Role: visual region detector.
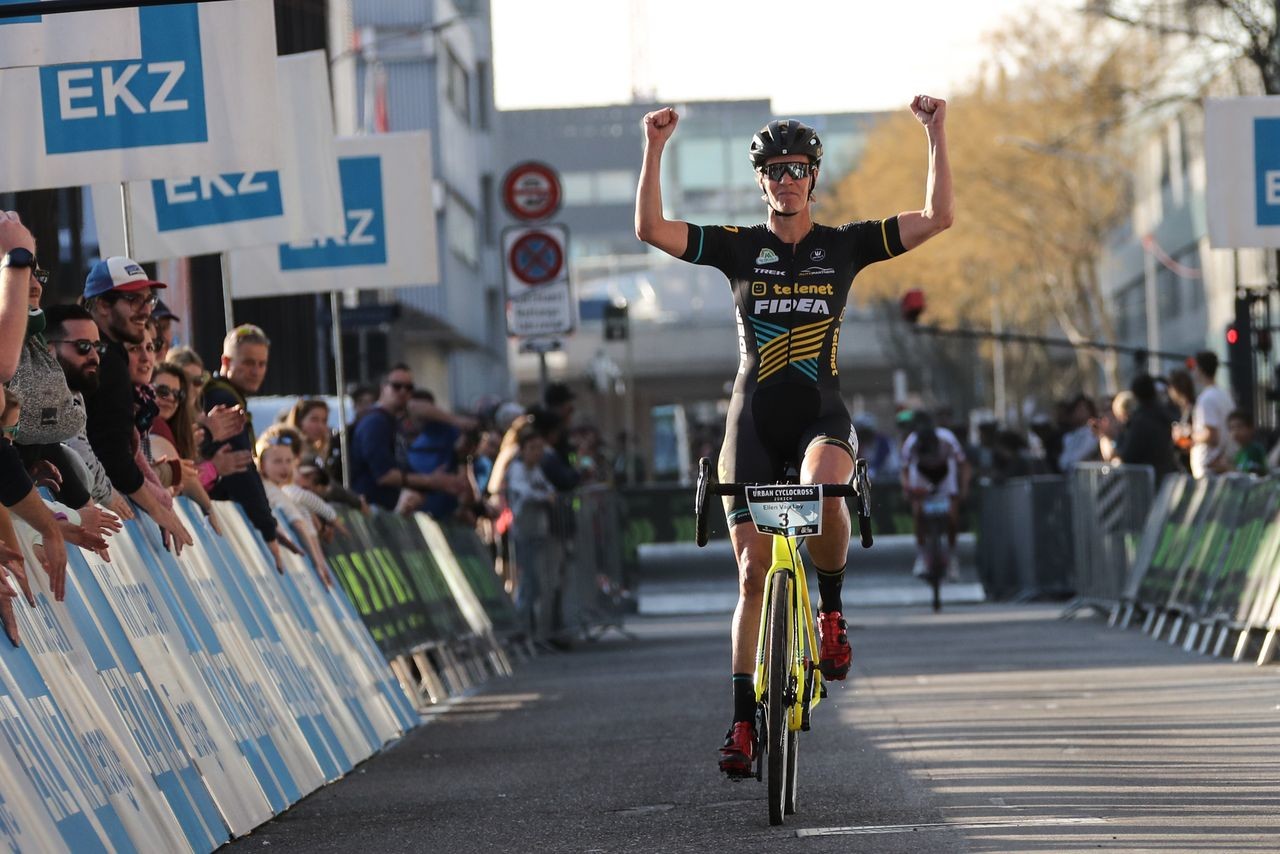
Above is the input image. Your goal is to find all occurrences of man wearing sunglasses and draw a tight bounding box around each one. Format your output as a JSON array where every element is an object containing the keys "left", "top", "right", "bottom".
[
  {"left": 635, "top": 98, "right": 954, "bottom": 777},
  {"left": 82, "top": 257, "right": 193, "bottom": 556}
]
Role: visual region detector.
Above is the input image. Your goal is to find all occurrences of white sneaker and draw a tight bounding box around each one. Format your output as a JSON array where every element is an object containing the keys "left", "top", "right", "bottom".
[
  {"left": 947, "top": 553, "right": 961, "bottom": 582},
  {"left": 912, "top": 553, "right": 928, "bottom": 578}
]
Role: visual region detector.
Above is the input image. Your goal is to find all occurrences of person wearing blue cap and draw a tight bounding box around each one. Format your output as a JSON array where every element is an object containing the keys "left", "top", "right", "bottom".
[{"left": 81, "top": 256, "right": 193, "bottom": 555}]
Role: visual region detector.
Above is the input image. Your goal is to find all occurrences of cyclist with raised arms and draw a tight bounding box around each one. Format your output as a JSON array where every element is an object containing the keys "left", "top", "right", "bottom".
[{"left": 635, "top": 98, "right": 953, "bottom": 777}]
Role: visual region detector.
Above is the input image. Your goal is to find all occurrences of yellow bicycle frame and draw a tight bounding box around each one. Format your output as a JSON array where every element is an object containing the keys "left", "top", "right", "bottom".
[{"left": 753, "top": 532, "right": 822, "bottom": 731}]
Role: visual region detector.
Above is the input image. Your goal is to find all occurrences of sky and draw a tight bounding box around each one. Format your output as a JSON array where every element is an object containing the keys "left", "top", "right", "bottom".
[{"left": 491, "top": 0, "right": 1070, "bottom": 114}]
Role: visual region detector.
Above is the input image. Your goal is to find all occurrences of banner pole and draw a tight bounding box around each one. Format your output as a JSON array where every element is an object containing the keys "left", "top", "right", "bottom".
[
  {"left": 330, "top": 290, "right": 351, "bottom": 487},
  {"left": 219, "top": 252, "right": 234, "bottom": 336},
  {"left": 119, "top": 182, "right": 135, "bottom": 258}
]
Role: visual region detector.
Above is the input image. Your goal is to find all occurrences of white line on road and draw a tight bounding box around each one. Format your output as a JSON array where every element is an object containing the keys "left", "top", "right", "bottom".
[{"left": 796, "top": 816, "right": 1107, "bottom": 837}]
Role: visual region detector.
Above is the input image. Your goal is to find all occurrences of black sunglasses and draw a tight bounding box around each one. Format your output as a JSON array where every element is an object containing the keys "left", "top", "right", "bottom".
[
  {"left": 761, "top": 162, "right": 815, "bottom": 182},
  {"left": 33, "top": 267, "right": 49, "bottom": 286},
  {"left": 154, "top": 384, "right": 186, "bottom": 403},
  {"left": 389, "top": 381, "right": 414, "bottom": 393},
  {"left": 48, "top": 338, "right": 107, "bottom": 356}
]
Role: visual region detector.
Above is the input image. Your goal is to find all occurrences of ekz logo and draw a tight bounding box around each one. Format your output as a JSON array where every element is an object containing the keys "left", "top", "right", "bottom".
[
  {"left": 38, "top": 5, "right": 207, "bottom": 154},
  {"left": 1256, "top": 117, "right": 1280, "bottom": 227},
  {"left": 278, "top": 156, "right": 387, "bottom": 270},
  {"left": 151, "top": 172, "right": 284, "bottom": 232}
]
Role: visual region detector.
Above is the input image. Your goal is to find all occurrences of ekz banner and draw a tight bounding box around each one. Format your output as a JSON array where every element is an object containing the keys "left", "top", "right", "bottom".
[
  {"left": 1205, "top": 96, "right": 1280, "bottom": 249},
  {"left": 90, "top": 51, "right": 345, "bottom": 261},
  {"left": 228, "top": 132, "right": 440, "bottom": 298},
  {"left": 0, "top": 0, "right": 279, "bottom": 192},
  {"left": 0, "top": 0, "right": 142, "bottom": 69}
]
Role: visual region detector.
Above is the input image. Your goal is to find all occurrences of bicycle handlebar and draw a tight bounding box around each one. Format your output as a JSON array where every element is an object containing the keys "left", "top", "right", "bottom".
[{"left": 694, "top": 457, "right": 874, "bottom": 549}]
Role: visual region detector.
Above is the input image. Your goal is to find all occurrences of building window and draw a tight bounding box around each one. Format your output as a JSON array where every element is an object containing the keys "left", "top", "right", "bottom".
[
  {"left": 479, "top": 173, "right": 494, "bottom": 245},
  {"left": 445, "top": 192, "right": 479, "bottom": 267},
  {"left": 562, "top": 172, "right": 593, "bottom": 206},
  {"left": 445, "top": 47, "right": 471, "bottom": 124},
  {"left": 559, "top": 170, "right": 637, "bottom": 206},
  {"left": 678, "top": 138, "right": 728, "bottom": 191},
  {"left": 475, "top": 60, "right": 490, "bottom": 131}
]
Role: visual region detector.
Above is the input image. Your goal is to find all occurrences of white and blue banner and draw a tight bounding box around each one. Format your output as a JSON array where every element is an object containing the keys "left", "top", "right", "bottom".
[
  {"left": 90, "top": 51, "right": 345, "bottom": 261},
  {"left": 1206, "top": 96, "right": 1280, "bottom": 249},
  {"left": 0, "top": 0, "right": 279, "bottom": 192},
  {"left": 228, "top": 131, "right": 439, "bottom": 297},
  {"left": 0, "top": 0, "right": 141, "bottom": 69}
]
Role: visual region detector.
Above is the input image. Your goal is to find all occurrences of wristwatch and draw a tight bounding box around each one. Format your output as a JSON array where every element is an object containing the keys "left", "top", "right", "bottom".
[{"left": 0, "top": 248, "right": 35, "bottom": 271}]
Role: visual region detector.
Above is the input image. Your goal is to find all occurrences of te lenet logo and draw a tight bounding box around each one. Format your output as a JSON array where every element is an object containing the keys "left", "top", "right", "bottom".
[
  {"left": 151, "top": 172, "right": 285, "bottom": 232},
  {"left": 39, "top": 5, "right": 207, "bottom": 154},
  {"left": 1256, "top": 117, "right": 1280, "bottom": 227},
  {"left": 278, "top": 156, "right": 387, "bottom": 270}
]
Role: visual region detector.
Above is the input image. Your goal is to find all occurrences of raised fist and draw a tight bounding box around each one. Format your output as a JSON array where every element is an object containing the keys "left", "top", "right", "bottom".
[{"left": 642, "top": 107, "right": 679, "bottom": 145}]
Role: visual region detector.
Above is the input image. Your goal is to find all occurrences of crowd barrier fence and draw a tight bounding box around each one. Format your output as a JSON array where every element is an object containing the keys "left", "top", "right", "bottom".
[
  {"left": 1064, "top": 463, "right": 1157, "bottom": 616},
  {"left": 0, "top": 490, "right": 533, "bottom": 852},
  {"left": 975, "top": 475, "right": 1077, "bottom": 600}
]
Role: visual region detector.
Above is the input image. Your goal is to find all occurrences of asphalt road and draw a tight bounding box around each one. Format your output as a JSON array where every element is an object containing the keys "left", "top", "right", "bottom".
[{"left": 225, "top": 605, "right": 1280, "bottom": 853}]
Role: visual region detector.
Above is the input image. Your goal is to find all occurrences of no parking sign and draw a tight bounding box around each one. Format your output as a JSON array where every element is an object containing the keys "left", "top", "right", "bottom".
[{"left": 503, "top": 224, "right": 575, "bottom": 337}]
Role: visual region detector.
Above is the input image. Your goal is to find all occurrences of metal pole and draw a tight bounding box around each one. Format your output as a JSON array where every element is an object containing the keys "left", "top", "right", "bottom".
[
  {"left": 1143, "top": 236, "right": 1160, "bottom": 375},
  {"left": 537, "top": 349, "right": 549, "bottom": 400},
  {"left": 219, "top": 251, "right": 234, "bottom": 336},
  {"left": 330, "top": 291, "right": 351, "bottom": 487},
  {"left": 992, "top": 285, "right": 1007, "bottom": 424},
  {"left": 625, "top": 324, "right": 638, "bottom": 485},
  {"left": 119, "top": 183, "right": 134, "bottom": 258}
]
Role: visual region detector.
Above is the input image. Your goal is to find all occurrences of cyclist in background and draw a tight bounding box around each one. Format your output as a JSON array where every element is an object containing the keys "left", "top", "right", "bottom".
[
  {"left": 635, "top": 97, "right": 953, "bottom": 777},
  {"left": 900, "top": 411, "right": 970, "bottom": 580}
]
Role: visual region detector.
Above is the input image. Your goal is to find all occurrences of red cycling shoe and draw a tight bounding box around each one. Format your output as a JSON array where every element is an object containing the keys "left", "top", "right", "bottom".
[
  {"left": 817, "top": 610, "right": 851, "bottom": 680},
  {"left": 718, "top": 721, "right": 755, "bottom": 778}
]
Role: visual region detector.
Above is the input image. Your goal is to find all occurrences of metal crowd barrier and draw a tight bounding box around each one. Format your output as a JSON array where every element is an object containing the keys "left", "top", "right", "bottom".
[
  {"left": 976, "top": 475, "right": 1076, "bottom": 601},
  {"left": 1063, "top": 463, "right": 1157, "bottom": 618},
  {"left": 0, "top": 497, "right": 419, "bottom": 852}
]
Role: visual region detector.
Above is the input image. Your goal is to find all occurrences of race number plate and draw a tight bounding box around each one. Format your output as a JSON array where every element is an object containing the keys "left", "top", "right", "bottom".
[
  {"left": 922, "top": 494, "right": 951, "bottom": 516},
  {"left": 745, "top": 485, "right": 823, "bottom": 537}
]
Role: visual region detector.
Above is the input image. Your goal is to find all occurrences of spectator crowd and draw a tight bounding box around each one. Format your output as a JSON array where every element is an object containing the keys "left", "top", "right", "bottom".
[{"left": 0, "top": 209, "right": 614, "bottom": 649}]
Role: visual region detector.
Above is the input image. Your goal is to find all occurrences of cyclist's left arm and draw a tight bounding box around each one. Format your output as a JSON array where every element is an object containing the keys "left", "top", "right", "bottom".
[{"left": 895, "top": 95, "right": 953, "bottom": 252}]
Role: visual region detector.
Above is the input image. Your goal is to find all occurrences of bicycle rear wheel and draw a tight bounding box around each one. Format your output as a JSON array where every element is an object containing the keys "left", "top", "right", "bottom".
[{"left": 766, "top": 572, "right": 792, "bottom": 826}]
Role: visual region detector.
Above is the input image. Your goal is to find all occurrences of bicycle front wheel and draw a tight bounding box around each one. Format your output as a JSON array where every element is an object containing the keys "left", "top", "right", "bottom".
[{"left": 767, "top": 572, "right": 792, "bottom": 826}]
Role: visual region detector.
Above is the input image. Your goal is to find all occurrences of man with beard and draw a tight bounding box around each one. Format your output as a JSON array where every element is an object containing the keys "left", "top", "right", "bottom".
[
  {"left": 44, "top": 304, "right": 135, "bottom": 521},
  {"left": 81, "top": 257, "right": 192, "bottom": 554}
]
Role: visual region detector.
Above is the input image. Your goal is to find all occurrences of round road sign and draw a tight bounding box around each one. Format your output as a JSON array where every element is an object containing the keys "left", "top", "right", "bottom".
[
  {"left": 508, "top": 230, "right": 564, "bottom": 286},
  {"left": 502, "top": 161, "right": 562, "bottom": 222}
]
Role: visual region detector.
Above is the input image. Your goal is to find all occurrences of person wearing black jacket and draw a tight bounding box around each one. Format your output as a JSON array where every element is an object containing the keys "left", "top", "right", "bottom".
[
  {"left": 81, "top": 257, "right": 192, "bottom": 554},
  {"left": 202, "top": 324, "right": 296, "bottom": 570},
  {"left": 1114, "top": 374, "right": 1177, "bottom": 480}
]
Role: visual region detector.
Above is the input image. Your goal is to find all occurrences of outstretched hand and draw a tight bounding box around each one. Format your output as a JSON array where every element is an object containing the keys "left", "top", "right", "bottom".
[
  {"left": 910, "top": 95, "right": 946, "bottom": 129},
  {"left": 642, "top": 107, "right": 679, "bottom": 146}
]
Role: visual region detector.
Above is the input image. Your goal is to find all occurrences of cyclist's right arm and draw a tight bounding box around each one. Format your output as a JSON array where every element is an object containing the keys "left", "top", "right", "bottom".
[{"left": 635, "top": 107, "right": 689, "bottom": 258}]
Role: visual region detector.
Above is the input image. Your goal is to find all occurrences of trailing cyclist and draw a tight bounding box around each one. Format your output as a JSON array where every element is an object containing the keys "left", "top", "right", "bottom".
[
  {"left": 899, "top": 410, "right": 970, "bottom": 581},
  {"left": 634, "top": 98, "right": 954, "bottom": 777}
]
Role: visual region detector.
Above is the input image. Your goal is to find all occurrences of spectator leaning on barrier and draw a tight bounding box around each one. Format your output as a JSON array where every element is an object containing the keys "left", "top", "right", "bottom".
[
  {"left": 255, "top": 424, "right": 334, "bottom": 587},
  {"left": 1187, "top": 350, "right": 1232, "bottom": 478},
  {"left": 350, "top": 364, "right": 464, "bottom": 513},
  {"left": 0, "top": 386, "right": 67, "bottom": 599},
  {"left": 1167, "top": 367, "right": 1196, "bottom": 472},
  {"left": 149, "top": 362, "right": 222, "bottom": 527},
  {"left": 203, "top": 323, "right": 290, "bottom": 567},
  {"left": 1057, "top": 394, "right": 1101, "bottom": 472},
  {"left": 44, "top": 304, "right": 135, "bottom": 521},
  {"left": 506, "top": 423, "right": 557, "bottom": 642},
  {"left": 6, "top": 260, "right": 95, "bottom": 511},
  {"left": 1113, "top": 374, "right": 1176, "bottom": 479},
  {"left": 81, "top": 256, "right": 192, "bottom": 554},
  {"left": 1227, "top": 410, "right": 1267, "bottom": 475}
]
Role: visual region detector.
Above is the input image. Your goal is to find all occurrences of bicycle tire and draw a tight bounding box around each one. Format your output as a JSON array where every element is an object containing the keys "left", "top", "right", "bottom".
[
  {"left": 784, "top": 719, "right": 799, "bottom": 814},
  {"left": 767, "top": 573, "right": 792, "bottom": 826}
]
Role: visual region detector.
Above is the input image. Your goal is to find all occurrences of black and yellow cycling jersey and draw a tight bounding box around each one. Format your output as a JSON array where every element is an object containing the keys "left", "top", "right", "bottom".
[{"left": 680, "top": 217, "right": 908, "bottom": 524}]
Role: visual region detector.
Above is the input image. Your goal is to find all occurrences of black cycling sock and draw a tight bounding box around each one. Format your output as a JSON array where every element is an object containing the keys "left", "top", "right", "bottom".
[
  {"left": 732, "top": 673, "right": 754, "bottom": 724},
  {"left": 816, "top": 565, "right": 846, "bottom": 614}
]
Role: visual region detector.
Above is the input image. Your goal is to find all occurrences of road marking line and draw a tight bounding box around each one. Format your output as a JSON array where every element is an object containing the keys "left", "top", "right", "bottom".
[{"left": 797, "top": 817, "right": 1107, "bottom": 837}]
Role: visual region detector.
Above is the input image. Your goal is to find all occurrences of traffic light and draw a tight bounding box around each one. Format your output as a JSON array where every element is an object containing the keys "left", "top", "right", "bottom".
[
  {"left": 900, "top": 289, "right": 926, "bottom": 324},
  {"left": 1226, "top": 294, "right": 1255, "bottom": 411}
]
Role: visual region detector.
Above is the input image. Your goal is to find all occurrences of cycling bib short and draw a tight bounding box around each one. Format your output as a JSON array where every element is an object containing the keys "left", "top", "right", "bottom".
[{"left": 681, "top": 218, "right": 908, "bottom": 525}]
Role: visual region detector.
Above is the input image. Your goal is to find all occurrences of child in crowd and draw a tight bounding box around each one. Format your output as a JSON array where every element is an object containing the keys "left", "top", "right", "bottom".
[
  {"left": 254, "top": 424, "right": 335, "bottom": 587},
  {"left": 1227, "top": 410, "right": 1267, "bottom": 476}
]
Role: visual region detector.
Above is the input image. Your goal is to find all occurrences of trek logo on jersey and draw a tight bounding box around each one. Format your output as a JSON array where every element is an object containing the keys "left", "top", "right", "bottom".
[
  {"left": 755, "top": 248, "right": 779, "bottom": 265},
  {"left": 799, "top": 266, "right": 834, "bottom": 277},
  {"left": 753, "top": 298, "right": 830, "bottom": 315},
  {"left": 751, "top": 281, "right": 767, "bottom": 297},
  {"left": 810, "top": 248, "right": 826, "bottom": 262}
]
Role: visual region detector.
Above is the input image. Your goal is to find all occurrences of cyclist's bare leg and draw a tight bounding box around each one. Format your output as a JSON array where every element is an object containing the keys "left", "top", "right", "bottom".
[
  {"left": 730, "top": 522, "right": 774, "bottom": 674},
  {"left": 947, "top": 496, "right": 961, "bottom": 549},
  {"left": 800, "top": 444, "right": 855, "bottom": 572}
]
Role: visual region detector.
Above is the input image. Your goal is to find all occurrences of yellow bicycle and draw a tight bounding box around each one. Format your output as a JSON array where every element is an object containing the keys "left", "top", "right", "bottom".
[{"left": 695, "top": 456, "right": 874, "bottom": 826}]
